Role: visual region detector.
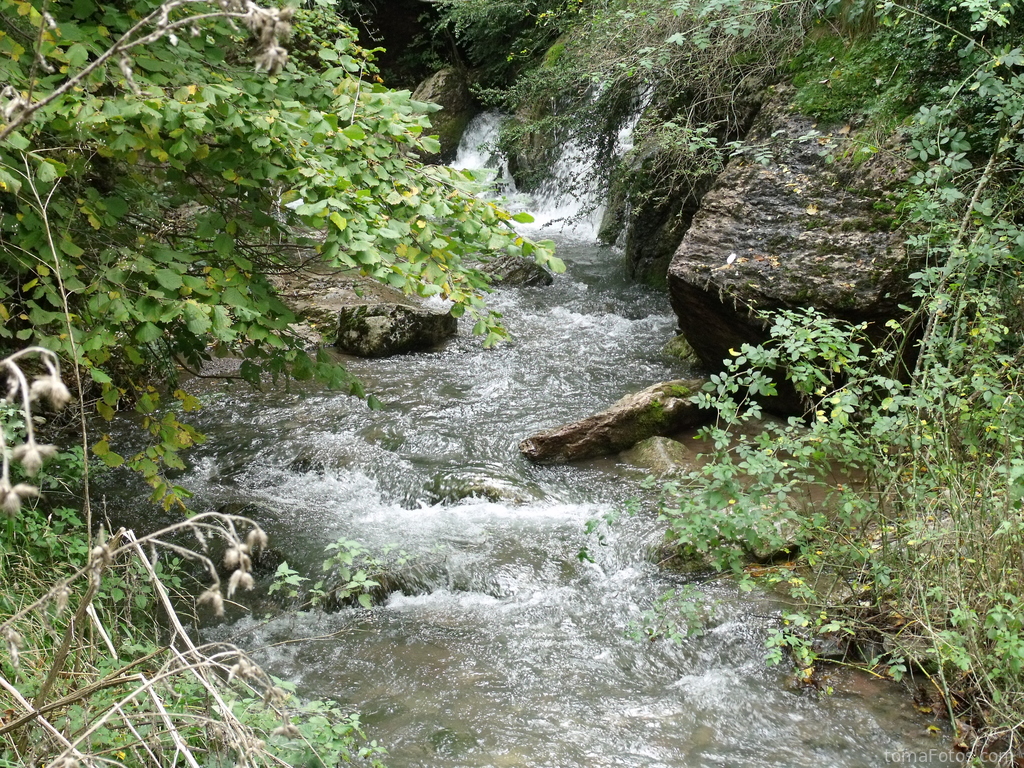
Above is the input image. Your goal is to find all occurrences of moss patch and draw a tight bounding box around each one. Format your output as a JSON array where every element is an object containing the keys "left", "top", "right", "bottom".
[{"left": 788, "top": 29, "right": 924, "bottom": 128}]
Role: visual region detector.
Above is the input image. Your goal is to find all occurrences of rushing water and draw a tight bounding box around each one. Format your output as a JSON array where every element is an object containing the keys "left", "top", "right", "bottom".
[{"left": 111, "top": 114, "right": 941, "bottom": 767}]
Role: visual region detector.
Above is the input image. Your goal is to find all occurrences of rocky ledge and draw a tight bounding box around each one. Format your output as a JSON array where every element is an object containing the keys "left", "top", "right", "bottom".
[
  {"left": 667, "top": 88, "right": 914, "bottom": 379},
  {"left": 270, "top": 263, "right": 457, "bottom": 357}
]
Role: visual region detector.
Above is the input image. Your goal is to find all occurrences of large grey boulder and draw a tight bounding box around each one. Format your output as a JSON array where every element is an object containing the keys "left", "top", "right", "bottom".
[
  {"left": 335, "top": 303, "right": 457, "bottom": 358},
  {"left": 412, "top": 68, "right": 476, "bottom": 164},
  {"left": 475, "top": 253, "right": 554, "bottom": 287},
  {"left": 519, "top": 378, "right": 711, "bottom": 464},
  {"left": 667, "top": 88, "right": 912, "bottom": 379}
]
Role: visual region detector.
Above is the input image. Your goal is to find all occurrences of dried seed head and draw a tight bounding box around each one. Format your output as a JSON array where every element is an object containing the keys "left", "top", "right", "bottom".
[
  {"left": 30, "top": 374, "right": 72, "bottom": 410},
  {"left": 35, "top": 51, "right": 55, "bottom": 75},
  {"left": 11, "top": 442, "right": 58, "bottom": 475},
  {"left": 227, "top": 569, "right": 254, "bottom": 597},
  {"left": 12, "top": 483, "right": 39, "bottom": 499},
  {"left": 3, "top": 371, "right": 17, "bottom": 401},
  {"left": 119, "top": 53, "right": 142, "bottom": 96},
  {"left": 197, "top": 586, "right": 225, "bottom": 616},
  {"left": 3, "top": 627, "right": 23, "bottom": 672},
  {"left": 254, "top": 44, "right": 288, "bottom": 75},
  {"left": 270, "top": 723, "right": 301, "bottom": 739},
  {"left": 246, "top": 526, "right": 269, "bottom": 551},
  {"left": 90, "top": 543, "right": 113, "bottom": 570},
  {"left": 1, "top": 482, "right": 39, "bottom": 518},
  {"left": 227, "top": 655, "right": 258, "bottom": 683},
  {"left": 0, "top": 482, "right": 20, "bottom": 518},
  {"left": 53, "top": 584, "right": 71, "bottom": 614},
  {"left": 265, "top": 685, "right": 289, "bottom": 706},
  {"left": 0, "top": 85, "right": 28, "bottom": 123},
  {"left": 224, "top": 545, "right": 251, "bottom": 572}
]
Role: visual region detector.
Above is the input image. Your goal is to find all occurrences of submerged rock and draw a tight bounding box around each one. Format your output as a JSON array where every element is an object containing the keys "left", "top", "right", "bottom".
[
  {"left": 661, "top": 333, "right": 701, "bottom": 367},
  {"left": 620, "top": 436, "right": 689, "bottom": 476},
  {"left": 425, "top": 472, "right": 531, "bottom": 505},
  {"left": 335, "top": 303, "right": 457, "bottom": 358},
  {"left": 667, "top": 88, "right": 912, "bottom": 380},
  {"left": 519, "top": 378, "right": 711, "bottom": 464}
]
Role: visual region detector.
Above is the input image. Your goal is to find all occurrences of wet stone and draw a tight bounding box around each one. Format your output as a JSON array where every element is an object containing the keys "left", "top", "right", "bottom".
[{"left": 335, "top": 303, "right": 457, "bottom": 358}]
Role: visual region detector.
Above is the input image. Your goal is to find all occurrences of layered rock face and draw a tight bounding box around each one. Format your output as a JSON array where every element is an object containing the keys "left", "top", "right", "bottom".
[{"left": 667, "top": 89, "right": 912, "bottom": 374}]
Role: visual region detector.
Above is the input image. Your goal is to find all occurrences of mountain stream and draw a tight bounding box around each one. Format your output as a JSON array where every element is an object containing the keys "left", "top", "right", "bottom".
[{"left": 117, "top": 114, "right": 940, "bottom": 767}]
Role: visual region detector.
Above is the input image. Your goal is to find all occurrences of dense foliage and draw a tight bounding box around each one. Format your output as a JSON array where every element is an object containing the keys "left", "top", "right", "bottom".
[{"left": 0, "top": 0, "right": 562, "bottom": 763}]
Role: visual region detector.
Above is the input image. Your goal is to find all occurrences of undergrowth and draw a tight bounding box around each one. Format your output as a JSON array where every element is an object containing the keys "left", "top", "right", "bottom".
[
  {"left": 0, "top": 349, "right": 387, "bottom": 766},
  {"left": 653, "top": 0, "right": 1024, "bottom": 755}
]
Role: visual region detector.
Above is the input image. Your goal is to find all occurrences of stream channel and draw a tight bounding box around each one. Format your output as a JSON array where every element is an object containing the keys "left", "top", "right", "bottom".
[{"left": 112, "top": 115, "right": 939, "bottom": 767}]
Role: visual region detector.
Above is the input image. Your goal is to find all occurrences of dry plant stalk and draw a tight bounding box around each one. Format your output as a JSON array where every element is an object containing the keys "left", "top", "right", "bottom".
[{"left": 0, "top": 348, "right": 325, "bottom": 764}]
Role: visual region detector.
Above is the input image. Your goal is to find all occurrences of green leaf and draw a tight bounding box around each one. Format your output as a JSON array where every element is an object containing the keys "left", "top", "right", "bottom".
[
  {"left": 105, "top": 197, "right": 129, "bottom": 218},
  {"left": 213, "top": 233, "right": 234, "bottom": 256},
  {"left": 154, "top": 269, "right": 183, "bottom": 291},
  {"left": 135, "top": 322, "right": 162, "bottom": 343},
  {"left": 66, "top": 43, "right": 90, "bottom": 67},
  {"left": 0, "top": 167, "right": 23, "bottom": 194},
  {"left": 36, "top": 159, "right": 67, "bottom": 183},
  {"left": 5, "top": 132, "right": 31, "bottom": 151},
  {"left": 343, "top": 125, "right": 366, "bottom": 141},
  {"left": 100, "top": 450, "right": 124, "bottom": 467},
  {"left": 183, "top": 303, "right": 211, "bottom": 335},
  {"left": 511, "top": 211, "right": 535, "bottom": 223}
]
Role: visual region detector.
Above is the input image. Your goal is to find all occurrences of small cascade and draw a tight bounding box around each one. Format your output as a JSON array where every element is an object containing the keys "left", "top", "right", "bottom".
[
  {"left": 451, "top": 112, "right": 511, "bottom": 184},
  {"left": 452, "top": 93, "right": 652, "bottom": 243},
  {"left": 450, "top": 111, "right": 606, "bottom": 241},
  {"left": 523, "top": 132, "right": 606, "bottom": 241}
]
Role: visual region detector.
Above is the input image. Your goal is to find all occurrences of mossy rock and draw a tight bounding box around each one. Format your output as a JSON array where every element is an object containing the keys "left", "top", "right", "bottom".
[
  {"left": 661, "top": 334, "right": 700, "bottom": 366},
  {"left": 519, "top": 378, "right": 711, "bottom": 463},
  {"left": 412, "top": 68, "right": 477, "bottom": 164}
]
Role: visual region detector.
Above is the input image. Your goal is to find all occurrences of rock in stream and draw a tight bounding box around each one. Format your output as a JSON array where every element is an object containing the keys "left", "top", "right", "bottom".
[{"left": 519, "top": 378, "right": 711, "bottom": 463}]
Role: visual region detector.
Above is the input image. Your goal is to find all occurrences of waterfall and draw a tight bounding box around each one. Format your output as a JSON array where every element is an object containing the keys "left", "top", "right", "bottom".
[{"left": 452, "top": 112, "right": 606, "bottom": 242}]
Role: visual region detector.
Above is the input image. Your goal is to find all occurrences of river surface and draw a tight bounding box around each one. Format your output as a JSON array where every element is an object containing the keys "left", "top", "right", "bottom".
[{"left": 113, "top": 116, "right": 940, "bottom": 766}]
